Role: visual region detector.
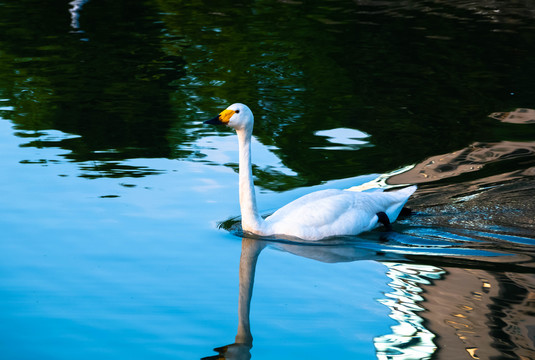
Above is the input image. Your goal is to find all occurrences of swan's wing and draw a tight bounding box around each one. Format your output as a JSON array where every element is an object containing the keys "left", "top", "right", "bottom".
[
  {"left": 265, "top": 186, "right": 416, "bottom": 240},
  {"left": 266, "top": 189, "right": 351, "bottom": 226},
  {"left": 265, "top": 189, "right": 376, "bottom": 239}
]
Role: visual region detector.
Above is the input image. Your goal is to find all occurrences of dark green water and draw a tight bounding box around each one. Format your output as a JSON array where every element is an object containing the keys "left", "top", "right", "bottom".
[{"left": 1, "top": 1, "right": 535, "bottom": 359}]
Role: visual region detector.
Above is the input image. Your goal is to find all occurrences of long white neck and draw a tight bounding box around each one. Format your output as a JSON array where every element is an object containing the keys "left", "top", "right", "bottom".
[{"left": 237, "top": 128, "right": 264, "bottom": 233}]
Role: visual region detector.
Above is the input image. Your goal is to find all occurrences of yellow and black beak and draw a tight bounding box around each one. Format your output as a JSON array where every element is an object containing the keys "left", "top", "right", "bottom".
[
  {"left": 204, "top": 109, "right": 236, "bottom": 126},
  {"left": 204, "top": 115, "right": 224, "bottom": 125}
]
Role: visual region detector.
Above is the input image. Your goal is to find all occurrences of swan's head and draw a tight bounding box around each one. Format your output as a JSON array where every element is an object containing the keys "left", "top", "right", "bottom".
[{"left": 204, "top": 103, "right": 254, "bottom": 131}]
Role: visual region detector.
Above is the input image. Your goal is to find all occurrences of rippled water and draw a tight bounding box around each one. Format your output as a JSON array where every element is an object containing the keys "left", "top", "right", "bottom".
[{"left": 1, "top": 1, "right": 535, "bottom": 359}]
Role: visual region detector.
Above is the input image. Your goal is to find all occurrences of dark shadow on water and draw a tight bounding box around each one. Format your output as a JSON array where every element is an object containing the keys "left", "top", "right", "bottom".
[{"left": 0, "top": 0, "right": 186, "bottom": 177}]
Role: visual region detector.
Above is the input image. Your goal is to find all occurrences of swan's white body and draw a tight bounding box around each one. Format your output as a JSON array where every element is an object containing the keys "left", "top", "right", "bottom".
[{"left": 205, "top": 103, "right": 416, "bottom": 241}]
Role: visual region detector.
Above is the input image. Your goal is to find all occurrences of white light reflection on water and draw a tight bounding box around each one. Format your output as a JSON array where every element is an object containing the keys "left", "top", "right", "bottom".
[
  {"left": 374, "top": 263, "right": 445, "bottom": 360},
  {"left": 69, "top": 0, "right": 90, "bottom": 30},
  {"left": 312, "top": 128, "right": 372, "bottom": 151}
]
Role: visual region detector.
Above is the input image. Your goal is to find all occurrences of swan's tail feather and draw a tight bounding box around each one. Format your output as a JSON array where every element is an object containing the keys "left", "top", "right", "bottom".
[
  {"left": 386, "top": 185, "right": 417, "bottom": 223},
  {"left": 393, "top": 185, "right": 417, "bottom": 198},
  {"left": 346, "top": 165, "right": 415, "bottom": 192}
]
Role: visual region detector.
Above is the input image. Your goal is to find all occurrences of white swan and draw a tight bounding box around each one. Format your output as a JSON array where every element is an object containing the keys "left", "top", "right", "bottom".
[{"left": 205, "top": 103, "right": 417, "bottom": 241}]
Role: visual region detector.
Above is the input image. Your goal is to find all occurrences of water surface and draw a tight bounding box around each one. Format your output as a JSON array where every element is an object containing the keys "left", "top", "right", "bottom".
[{"left": 1, "top": 1, "right": 534, "bottom": 359}]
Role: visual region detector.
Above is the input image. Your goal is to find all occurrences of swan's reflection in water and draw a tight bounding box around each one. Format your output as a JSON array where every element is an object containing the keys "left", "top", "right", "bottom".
[
  {"left": 202, "top": 238, "right": 264, "bottom": 360},
  {"left": 203, "top": 232, "right": 535, "bottom": 360},
  {"left": 202, "top": 236, "right": 392, "bottom": 360}
]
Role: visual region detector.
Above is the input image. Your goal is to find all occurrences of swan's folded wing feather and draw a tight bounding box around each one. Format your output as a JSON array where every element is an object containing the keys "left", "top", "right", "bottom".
[
  {"left": 264, "top": 187, "right": 416, "bottom": 240},
  {"left": 266, "top": 189, "right": 350, "bottom": 227},
  {"left": 265, "top": 190, "right": 375, "bottom": 239}
]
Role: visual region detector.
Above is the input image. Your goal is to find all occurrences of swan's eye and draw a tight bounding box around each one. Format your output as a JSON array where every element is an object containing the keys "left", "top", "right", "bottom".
[{"left": 235, "top": 110, "right": 240, "bottom": 114}]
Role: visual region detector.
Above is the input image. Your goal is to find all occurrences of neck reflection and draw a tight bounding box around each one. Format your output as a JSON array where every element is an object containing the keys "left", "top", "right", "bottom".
[{"left": 203, "top": 236, "right": 402, "bottom": 359}]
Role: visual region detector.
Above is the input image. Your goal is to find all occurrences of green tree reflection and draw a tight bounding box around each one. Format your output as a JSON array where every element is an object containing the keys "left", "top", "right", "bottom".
[
  {"left": 160, "top": 0, "right": 535, "bottom": 190},
  {"left": 0, "top": 0, "right": 185, "bottom": 177},
  {"left": 1, "top": 0, "right": 534, "bottom": 186}
]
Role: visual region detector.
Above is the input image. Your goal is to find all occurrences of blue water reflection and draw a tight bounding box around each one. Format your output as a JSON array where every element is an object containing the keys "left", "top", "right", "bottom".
[{"left": 2, "top": 0, "right": 535, "bottom": 359}]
